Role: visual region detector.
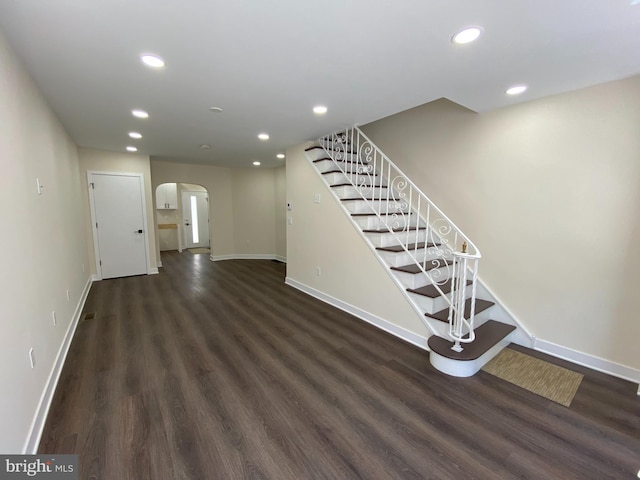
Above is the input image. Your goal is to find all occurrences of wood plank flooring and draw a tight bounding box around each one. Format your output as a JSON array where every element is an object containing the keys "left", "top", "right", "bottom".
[{"left": 39, "top": 251, "right": 640, "bottom": 479}]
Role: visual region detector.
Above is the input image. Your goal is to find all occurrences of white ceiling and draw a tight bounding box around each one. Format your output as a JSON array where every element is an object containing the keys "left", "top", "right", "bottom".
[{"left": 1, "top": 0, "right": 639, "bottom": 168}]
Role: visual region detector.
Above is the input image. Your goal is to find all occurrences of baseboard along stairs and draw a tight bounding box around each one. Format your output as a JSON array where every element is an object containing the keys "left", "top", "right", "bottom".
[{"left": 305, "top": 127, "right": 525, "bottom": 377}]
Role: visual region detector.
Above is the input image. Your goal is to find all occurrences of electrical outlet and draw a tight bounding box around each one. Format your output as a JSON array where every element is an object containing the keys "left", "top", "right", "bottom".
[
  {"left": 314, "top": 193, "right": 321, "bottom": 204},
  {"left": 29, "top": 348, "right": 36, "bottom": 368},
  {"left": 66, "top": 289, "right": 70, "bottom": 302},
  {"left": 316, "top": 266, "right": 321, "bottom": 276},
  {"left": 52, "top": 311, "right": 57, "bottom": 326},
  {"left": 288, "top": 216, "right": 293, "bottom": 225},
  {"left": 36, "top": 178, "right": 44, "bottom": 195}
]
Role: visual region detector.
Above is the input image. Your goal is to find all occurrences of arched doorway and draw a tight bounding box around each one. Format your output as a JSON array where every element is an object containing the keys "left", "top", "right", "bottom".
[{"left": 155, "top": 182, "right": 210, "bottom": 254}]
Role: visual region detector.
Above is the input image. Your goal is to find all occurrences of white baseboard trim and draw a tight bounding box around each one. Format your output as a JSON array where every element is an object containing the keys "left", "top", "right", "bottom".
[
  {"left": 285, "top": 277, "right": 429, "bottom": 351},
  {"left": 157, "top": 260, "right": 163, "bottom": 267},
  {"left": 149, "top": 267, "right": 159, "bottom": 275},
  {"left": 210, "top": 254, "right": 286, "bottom": 262},
  {"left": 24, "top": 275, "right": 93, "bottom": 454},
  {"left": 534, "top": 338, "right": 640, "bottom": 385}
]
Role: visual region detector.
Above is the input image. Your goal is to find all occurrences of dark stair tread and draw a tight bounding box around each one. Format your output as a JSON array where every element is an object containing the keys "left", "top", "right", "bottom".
[
  {"left": 425, "top": 298, "right": 495, "bottom": 323},
  {"left": 407, "top": 278, "right": 472, "bottom": 298},
  {"left": 427, "top": 320, "right": 516, "bottom": 361},
  {"left": 390, "top": 260, "right": 453, "bottom": 274},
  {"left": 341, "top": 196, "right": 388, "bottom": 202},
  {"left": 363, "top": 227, "right": 427, "bottom": 234},
  {"left": 332, "top": 182, "right": 387, "bottom": 188},
  {"left": 306, "top": 145, "right": 357, "bottom": 154},
  {"left": 322, "top": 169, "right": 378, "bottom": 176},
  {"left": 313, "top": 157, "right": 357, "bottom": 165},
  {"left": 376, "top": 242, "right": 439, "bottom": 253}
]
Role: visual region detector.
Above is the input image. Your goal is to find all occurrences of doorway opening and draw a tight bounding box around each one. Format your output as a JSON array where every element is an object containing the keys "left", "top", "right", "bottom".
[{"left": 156, "top": 183, "right": 210, "bottom": 255}]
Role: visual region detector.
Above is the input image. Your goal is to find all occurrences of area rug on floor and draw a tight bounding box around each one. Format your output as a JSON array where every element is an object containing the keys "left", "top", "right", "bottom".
[
  {"left": 188, "top": 248, "right": 210, "bottom": 254},
  {"left": 481, "top": 348, "right": 583, "bottom": 407}
]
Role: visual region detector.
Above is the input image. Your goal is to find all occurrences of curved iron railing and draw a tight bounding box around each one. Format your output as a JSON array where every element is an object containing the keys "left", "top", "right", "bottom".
[{"left": 320, "top": 126, "right": 481, "bottom": 350}]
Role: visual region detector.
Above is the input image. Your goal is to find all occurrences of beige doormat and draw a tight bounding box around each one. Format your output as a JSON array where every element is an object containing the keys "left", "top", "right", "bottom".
[
  {"left": 188, "top": 248, "right": 211, "bottom": 254},
  {"left": 482, "top": 348, "right": 583, "bottom": 407}
]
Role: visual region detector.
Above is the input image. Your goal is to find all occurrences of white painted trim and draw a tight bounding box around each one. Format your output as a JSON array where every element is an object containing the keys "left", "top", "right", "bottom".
[
  {"left": 274, "top": 255, "right": 287, "bottom": 263},
  {"left": 474, "top": 279, "right": 535, "bottom": 346},
  {"left": 157, "top": 260, "right": 163, "bottom": 267},
  {"left": 534, "top": 338, "right": 640, "bottom": 385},
  {"left": 210, "top": 253, "right": 285, "bottom": 262},
  {"left": 149, "top": 267, "right": 159, "bottom": 275},
  {"left": 23, "top": 276, "right": 93, "bottom": 453},
  {"left": 87, "top": 171, "right": 103, "bottom": 281},
  {"left": 285, "top": 277, "right": 429, "bottom": 351}
]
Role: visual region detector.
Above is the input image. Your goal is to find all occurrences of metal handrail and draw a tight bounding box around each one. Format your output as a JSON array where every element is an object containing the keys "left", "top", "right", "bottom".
[{"left": 320, "top": 126, "right": 481, "bottom": 350}]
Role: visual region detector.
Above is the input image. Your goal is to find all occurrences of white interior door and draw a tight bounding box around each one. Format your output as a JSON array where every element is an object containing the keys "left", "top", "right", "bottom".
[
  {"left": 181, "top": 190, "right": 210, "bottom": 249},
  {"left": 89, "top": 172, "right": 149, "bottom": 279}
]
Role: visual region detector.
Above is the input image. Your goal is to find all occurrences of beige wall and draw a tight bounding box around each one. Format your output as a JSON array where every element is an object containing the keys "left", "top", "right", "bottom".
[
  {"left": 286, "top": 144, "right": 425, "bottom": 336},
  {"left": 361, "top": 76, "right": 640, "bottom": 372},
  {"left": 78, "top": 148, "right": 157, "bottom": 275},
  {"left": 0, "top": 32, "right": 90, "bottom": 452},
  {"left": 151, "top": 160, "right": 286, "bottom": 261},
  {"left": 231, "top": 168, "right": 278, "bottom": 256},
  {"left": 275, "top": 165, "right": 287, "bottom": 260}
]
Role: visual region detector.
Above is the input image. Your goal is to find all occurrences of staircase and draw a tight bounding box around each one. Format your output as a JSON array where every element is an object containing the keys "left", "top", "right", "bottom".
[{"left": 304, "top": 127, "right": 519, "bottom": 377}]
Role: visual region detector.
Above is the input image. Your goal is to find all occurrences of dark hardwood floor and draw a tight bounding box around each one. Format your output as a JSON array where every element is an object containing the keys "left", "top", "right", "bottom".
[{"left": 39, "top": 251, "right": 639, "bottom": 479}]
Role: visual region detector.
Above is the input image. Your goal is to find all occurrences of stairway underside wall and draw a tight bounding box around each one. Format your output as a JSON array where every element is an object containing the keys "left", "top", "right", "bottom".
[{"left": 286, "top": 143, "right": 428, "bottom": 344}]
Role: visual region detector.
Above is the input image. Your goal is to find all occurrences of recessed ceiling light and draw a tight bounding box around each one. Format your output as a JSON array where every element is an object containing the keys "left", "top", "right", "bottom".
[
  {"left": 140, "top": 54, "right": 165, "bottom": 68},
  {"left": 253, "top": 161, "right": 261, "bottom": 166},
  {"left": 209, "top": 106, "right": 224, "bottom": 112},
  {"left": 131, "top": 109, "right": 149, "bottom": 118},
  {"left": 277, "top": 153, "right": 285, "bottom": 159},
  {"left": 126, "top": 146, "right": 138, "bottom": 152},
  {"left": 313, "top": 105, "right": 328, "bottom": 115},
  {"left": 258, "top": 133, "right": 269, "bottom": 141},
  {"left": 199, "top": 144, "right": 211, "bottom": 150},
  {"left": 506, "top": 85, "right": 528, "bottom": 96},
  {"left": 128, "top": 131, "right": 142, "bottom": 139},
  {"left": 452, "top": 27, "right": 483, "bottom": 45}
]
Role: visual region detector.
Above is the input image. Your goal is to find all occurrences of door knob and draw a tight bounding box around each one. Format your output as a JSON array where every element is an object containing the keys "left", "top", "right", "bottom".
[{"left": 134, "top": 229, "right": 143, "bottom": 233}]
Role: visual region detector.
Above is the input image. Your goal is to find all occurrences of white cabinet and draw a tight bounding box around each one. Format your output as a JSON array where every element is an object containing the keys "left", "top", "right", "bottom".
[{"left": 156, "top": 183, "right": 178, "bottom": 209}]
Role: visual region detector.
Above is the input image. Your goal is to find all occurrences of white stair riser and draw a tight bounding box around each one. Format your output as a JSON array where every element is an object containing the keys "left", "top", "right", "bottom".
[
  {"left": 306, "top": 148, "right": 328, "bottom": 161},
  {"left": 391, "top": 265, "right": 452, "bottom": 289},
  {"left": 365, "top": 229, "right": 427, "bottom": 248},
  {"left": 352, "top": 214, "right": 422, "bottom": 230},
  {"left": 332, "top": 185, "right": 389, "bottom": 199},
  {"left": 377, "top": 247, "right": 445, "bottom": 267},
  {"left": 342, "top": 199, "right": 409, "bottom": 214},
  {"left": 323, "top": 150, "right": 359, "bottom": 162},
  {"left": 409, "top": 284, "right": 472, "bottom": 314},
  {"left": 323, "top": 171, "right": 382, "bottom": 186},
  {"left": 315, "top": 160, "right": 363, "bottom": 174},
  {"left": 321, "top": 140, "right": 351, "bottom": 151},
  {"left": 426, "top": 306, "right": 493, "bottom": 328},
  {"left": 314, "top": 159, "right": 337, "bottom": 173}
]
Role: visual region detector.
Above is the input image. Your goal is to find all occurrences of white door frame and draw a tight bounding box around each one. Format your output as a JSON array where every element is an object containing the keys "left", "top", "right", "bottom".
[{"left": 87, "top": 171, "right": 153, "bottom": 280}]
